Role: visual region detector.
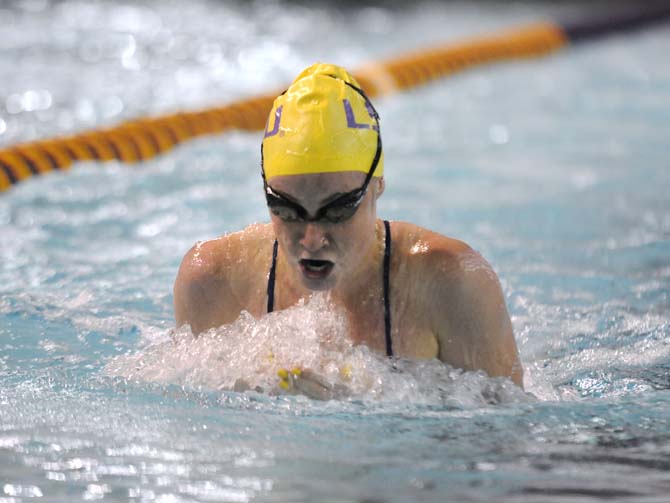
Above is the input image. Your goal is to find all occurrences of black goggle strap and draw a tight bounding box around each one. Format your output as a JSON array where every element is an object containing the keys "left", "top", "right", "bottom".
[
  {"left": 343, "top": 81, "right": 380, "bottom": 122},
  {"left": 342, "top": 81, "right": 382, "bottom": 192}
]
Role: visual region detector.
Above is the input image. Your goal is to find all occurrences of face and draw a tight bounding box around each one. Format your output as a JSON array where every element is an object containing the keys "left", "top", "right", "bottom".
[{"left": 267, "top": 171, "right": 384, "bottom": 291}]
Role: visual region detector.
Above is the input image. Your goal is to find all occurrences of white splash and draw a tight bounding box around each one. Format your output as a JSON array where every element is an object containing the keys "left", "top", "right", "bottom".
[{"left": 106, "top": 293, "right": 530, "bottom": 407}]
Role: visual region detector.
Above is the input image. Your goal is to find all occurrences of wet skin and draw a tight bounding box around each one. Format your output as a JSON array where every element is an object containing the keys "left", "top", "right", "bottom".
[{"left": 174, "top": 171, "right": 523, "bottom": 388}]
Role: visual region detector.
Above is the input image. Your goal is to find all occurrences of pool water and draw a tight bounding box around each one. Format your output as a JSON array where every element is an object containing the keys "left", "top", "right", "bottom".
[{"left": 1, "top": 1, "right": 670, "bottom": 501}]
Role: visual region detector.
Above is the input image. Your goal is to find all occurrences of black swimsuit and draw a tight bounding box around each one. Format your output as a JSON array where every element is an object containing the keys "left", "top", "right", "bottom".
[{"left": 267, "top": 220, "right": 393, "bottom": 357}]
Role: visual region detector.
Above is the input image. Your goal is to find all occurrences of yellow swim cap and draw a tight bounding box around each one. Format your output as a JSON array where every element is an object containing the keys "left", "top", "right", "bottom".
[{"left": 262, "top": 62, "right": 383, "bottom": 179}]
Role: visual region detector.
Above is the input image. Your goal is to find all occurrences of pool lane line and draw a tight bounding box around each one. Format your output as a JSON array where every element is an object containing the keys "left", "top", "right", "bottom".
[
  {"left": 354, "top": 22, "right": 567, "bottom": 97},
  {"left": 1, "top": 3, "right": 669, "bottom": 193}
]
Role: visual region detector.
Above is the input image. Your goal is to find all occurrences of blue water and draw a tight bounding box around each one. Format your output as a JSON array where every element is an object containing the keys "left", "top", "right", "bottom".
[{"left": 2, "top": 1, "right": 670, "bottom": 501}]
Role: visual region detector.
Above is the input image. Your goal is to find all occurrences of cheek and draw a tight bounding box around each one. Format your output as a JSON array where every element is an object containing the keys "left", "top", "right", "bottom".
[
  {"left": 270, "top": 217, "right": 292, "bottom": 244},
  {"left": 271, "top": 217, "right": 304, "bottom": 256},
  {"left": 336, "top": 204, "right": 376, "bottom": 256},
  {"left": 352, "top": 193, "right": 377, "bottom": 232}
]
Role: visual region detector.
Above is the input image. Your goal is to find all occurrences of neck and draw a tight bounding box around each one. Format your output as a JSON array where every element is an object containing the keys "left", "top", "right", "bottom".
[{"left": 333, "top": 219, "right": 385, "bottom": 305}]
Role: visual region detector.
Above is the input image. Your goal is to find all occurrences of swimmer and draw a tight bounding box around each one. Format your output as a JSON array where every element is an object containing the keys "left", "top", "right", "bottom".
[{"left": 174, "top": 63, "right": 523, "bottom": 394}]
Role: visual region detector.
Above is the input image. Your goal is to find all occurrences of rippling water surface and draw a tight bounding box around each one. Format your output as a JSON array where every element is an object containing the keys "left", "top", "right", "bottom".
[{"left": 1, "top": 1, "right": 669, "bottom": 501}]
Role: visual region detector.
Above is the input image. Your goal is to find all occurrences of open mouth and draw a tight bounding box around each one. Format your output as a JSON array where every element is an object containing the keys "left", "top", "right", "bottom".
[{"left": 299, "top": 259, "right": 335, "bottom": 279}]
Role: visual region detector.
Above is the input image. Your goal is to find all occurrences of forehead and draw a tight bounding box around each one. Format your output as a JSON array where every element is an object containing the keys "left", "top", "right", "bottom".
[{"left": 267, "top": 171, "right": 366, "bottom": 203}]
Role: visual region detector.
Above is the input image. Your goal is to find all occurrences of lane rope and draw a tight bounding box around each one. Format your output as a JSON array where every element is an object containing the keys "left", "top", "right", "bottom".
[{"left": 2, "top": 3, "right": 669, "bottom": 192}]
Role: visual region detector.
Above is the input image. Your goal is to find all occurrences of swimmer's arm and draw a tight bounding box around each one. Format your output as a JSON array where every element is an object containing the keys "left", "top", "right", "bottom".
[
  {"left": 173, "top": 243, "right": 242, "bottom": 335},
  {"left": 431, "top": 249, "right": 523, "bottom": 388}
]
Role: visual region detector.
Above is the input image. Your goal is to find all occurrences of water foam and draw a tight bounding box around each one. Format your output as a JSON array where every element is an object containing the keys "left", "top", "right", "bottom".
[{"left": 106, "top": 293, "right": 530, "bottom": 407}]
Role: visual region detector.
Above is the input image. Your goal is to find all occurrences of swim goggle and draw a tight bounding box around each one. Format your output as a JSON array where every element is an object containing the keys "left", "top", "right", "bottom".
[{"left": 261, "top": 82, "right": 382, "bottom": 224}]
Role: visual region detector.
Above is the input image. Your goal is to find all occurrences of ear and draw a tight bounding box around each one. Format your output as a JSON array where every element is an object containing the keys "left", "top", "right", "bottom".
[{"left": 374, "top": 177, "right": 385, "bottom": 199}]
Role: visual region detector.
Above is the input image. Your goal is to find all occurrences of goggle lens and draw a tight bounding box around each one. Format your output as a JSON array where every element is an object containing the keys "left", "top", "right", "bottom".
[{"left": 266, "top": 188, "right": 364, "bottom": 224}]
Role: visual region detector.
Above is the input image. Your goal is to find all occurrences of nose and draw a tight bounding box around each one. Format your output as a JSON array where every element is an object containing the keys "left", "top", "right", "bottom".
[{"left": 299, "top": 222, "right": 329, "bottom": 253}]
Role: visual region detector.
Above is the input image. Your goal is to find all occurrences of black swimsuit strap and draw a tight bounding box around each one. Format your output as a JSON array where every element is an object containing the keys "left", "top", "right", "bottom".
[
  {"left": 267, "top": 239, "right": 279, "bottom": 313},
  {"left": 266, "top": 220, "right": 393, "bottom": 357},
  {"left": 383, "top": 219, "right": 393, "bottom": 357}
]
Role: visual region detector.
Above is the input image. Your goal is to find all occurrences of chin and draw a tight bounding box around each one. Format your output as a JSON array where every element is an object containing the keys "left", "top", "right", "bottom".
[
  {"left": 298, "top": 265, "right": 338, "bottom": 291},
  {"left": 300, "top": 275, "right": 337, "bottom": 292},
  {"left": 296, "top": 257, "right": 339, "bottom": 291}
]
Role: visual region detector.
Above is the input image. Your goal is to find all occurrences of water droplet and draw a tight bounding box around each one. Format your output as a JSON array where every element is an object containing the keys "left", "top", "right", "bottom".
[{"left": 489, "top": 124, "right": 509, "bottom": 145}]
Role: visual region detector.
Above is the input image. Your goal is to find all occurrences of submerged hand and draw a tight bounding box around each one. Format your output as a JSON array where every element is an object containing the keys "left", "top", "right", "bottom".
[{"left": 277, "top": 367, "right": 349, "bottom": 401}]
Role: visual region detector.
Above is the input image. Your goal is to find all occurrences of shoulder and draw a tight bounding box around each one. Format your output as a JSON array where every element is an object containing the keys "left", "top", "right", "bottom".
[
  {"left": 389, "top": 221, "right": 481, "bottom": 286},
  {"left": 393, "top": 221, "right": 503, "bottom": 312},
  {"left": 173, "top": 223, "right": 274, "bottom": 331},
  {"left": 389, "top": 221, "right": 521, "bottom": 385},
  {"left": 176, "top": 223, "right": 273, "bottom": 283}
]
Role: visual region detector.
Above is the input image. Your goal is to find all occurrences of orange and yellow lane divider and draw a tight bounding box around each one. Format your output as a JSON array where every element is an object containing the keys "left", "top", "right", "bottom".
[
  {"left": 0, "top": 21, "right": 570, "bottom": 192},
  {"left": 8, "top": 0, "right": 670, "bottom": 193}
]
